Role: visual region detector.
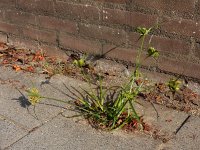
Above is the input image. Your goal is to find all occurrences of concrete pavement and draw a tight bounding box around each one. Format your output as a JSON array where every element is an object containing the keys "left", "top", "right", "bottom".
[{"left": 0, "top": 66, "right": 199, "bottom": 150}]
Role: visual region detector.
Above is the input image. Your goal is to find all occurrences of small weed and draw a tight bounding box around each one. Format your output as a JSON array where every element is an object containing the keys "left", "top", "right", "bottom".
[
  {"left": 167, "top": 78, "right": 182, "bottom": 92},
  {"left": 73, "top": 55, "right": 87, "bottom": 68},
  {"left": 27, "top": 88, "right": 42, "bottom": 106},
  {"left": 26, "top": 87, "right": 70, "bottom": 106}
]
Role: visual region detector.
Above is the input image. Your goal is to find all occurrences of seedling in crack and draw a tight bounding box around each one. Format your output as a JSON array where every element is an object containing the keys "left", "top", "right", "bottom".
[
  {"left": 73, "top": 55, "right": 88, "bottom": 68},
  {"left": 167, "top": 78, "right": 182, "bottom": 92}
]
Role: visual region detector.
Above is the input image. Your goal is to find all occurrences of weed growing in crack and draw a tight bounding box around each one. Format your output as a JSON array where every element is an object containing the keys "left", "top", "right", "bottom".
[
  {"left": 167, "top": 78, "right": 182, "bottom": 93},
  {"left": 26, "top": 26, "right": 160, "bottom": 131},
  {"left": 73, "top": 55, "right": 87, "bottom": 68},
  {"left": 74, "top": 75, "right": 144, "bottom": 130}
]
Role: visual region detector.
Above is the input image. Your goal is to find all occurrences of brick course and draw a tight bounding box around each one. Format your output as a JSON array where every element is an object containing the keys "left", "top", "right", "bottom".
[{"left": 0, "top": 0, "right": 199, "bottom": 80}]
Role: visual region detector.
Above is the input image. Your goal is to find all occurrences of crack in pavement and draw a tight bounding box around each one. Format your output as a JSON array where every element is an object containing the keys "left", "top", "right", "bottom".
[
  {"left": 1, "top": 111, "right": 64, "bottom": 150},
  {"left": 0, "top": 114, "right": 29, "bottom": 131}
]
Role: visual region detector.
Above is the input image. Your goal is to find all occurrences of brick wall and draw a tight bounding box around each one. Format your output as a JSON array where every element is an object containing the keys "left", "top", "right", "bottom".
[{"left": 0, "top": 0, "right": 200, "bottom": 80}]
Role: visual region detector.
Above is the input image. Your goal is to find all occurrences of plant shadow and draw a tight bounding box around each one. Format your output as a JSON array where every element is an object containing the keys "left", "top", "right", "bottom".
[{"left": 12, "top": 88, "right": 31, "bottom": 108}]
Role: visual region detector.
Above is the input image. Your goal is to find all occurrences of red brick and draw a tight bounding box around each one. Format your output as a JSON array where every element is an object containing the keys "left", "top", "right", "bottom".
[
  {"left": 132, "top": 0, "right": 195, "bottom": 15},
  {"left": 103, "top": 8, "right": 158, "bottom": 28},
  {"left": 96, "top": 0, "right": 128, "bottom": 4},
  {"left": 195, "top": 42, "right": 200, "bottom": 59},
  {"left": 161, "top": 17, "right": 200, "bottom": 38},
  {"left": 0, "top": 33, "right": 7, "bottom": 43},
  {"left": 16, "top": 0, "right": 54, "bottom": 15},
  {"left": 158, "top": 57, "right": 200, "bottom": 79},
  {"left": 59, "top": 34, "right": 102, "bottom": 55},
  {"left": 39, "top": 44, "right": 69, "bottom": 61},
  {"left": 197, "top": 1, "right": 200, "bottom": 14},
  {"left": 55, "top": 2, "right": 100, "bottom": 21},
  {"left": 0, "top": 10, "right": 4, "bottom": 20},
  {"left": 102, "top": 44, "right": 157, "bottom": 67},
  {"left": 8, "top": 35, "right": 39, "bottom": 50},
  {"left": 38, "top": 16, "right": 78, "bottom": 34},
  {"left": 5, "top": 10, "right": 37, "bottom": 26},
  {"left": 150, "top": 36, "right": 190, "bottom": 55},
  {"left": 79, "top": 24, "right": 127, "bottom": 44},
  {"left": 0, "top": 21, "right": 20, "bottom": 35},
  {"left": 22, "top": 27, "right": 57, "bottom": 44},
  {"left": 0, "top": 0, "right": 15, "bottom": 8},
  {"left": 128, "top": 32, "right": 190, "bottom": 55}
]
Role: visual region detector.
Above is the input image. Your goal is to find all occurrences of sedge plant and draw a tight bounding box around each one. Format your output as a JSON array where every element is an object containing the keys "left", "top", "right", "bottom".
[
  {"left": 26, "top": 26, "right": 159, "bottom": 131},
  {"left": 72, "top": 26, "right": 160, "bottom": 130}
]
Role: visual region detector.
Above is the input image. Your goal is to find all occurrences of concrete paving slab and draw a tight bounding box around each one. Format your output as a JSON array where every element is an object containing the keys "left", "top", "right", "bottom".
[
  {"left": 135, "top": 100, "right": 189, "bottom": 137},
  {"left": 0, "top": 67, "right": 75, "bottom": 131},
  {"left": 0, "top": 117, "right": 27, "bottom": 150},
  {"left": 162, "top": 116, "right": 200, "bottom": 150},
  {"left": 8, "top": 115, "right": 161, "bottom": 150},
  {"left": 0, "top": 65, "right": 200, "bottom": 150}
]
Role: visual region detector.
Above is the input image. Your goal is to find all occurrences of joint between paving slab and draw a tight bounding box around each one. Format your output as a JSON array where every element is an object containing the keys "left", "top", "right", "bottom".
[
  {"left": 3, "top": 133, "right": 29, "bottom": 150},
  {"left": 0, "top": 114, "right": 29, "bottom": 132},
  {"left": 1, "top": 110, "right": 63, "bottom": 150}
]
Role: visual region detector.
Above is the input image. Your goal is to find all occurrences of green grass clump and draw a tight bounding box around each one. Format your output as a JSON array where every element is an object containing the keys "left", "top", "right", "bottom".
[{"left": 75, "top": 75, "right": 143, "bottom": 130}]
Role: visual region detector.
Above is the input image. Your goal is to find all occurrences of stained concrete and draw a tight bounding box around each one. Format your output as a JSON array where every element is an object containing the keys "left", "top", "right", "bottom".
[{"left": 0, "top": 66, "right": 199, "bottom": 150}]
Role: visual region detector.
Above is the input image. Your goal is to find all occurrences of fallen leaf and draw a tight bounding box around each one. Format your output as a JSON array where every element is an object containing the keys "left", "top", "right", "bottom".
[
  {"left": 13, "top": 65, "right": 21, "bottom": 71},
  {"left": 26, "top": 66, "right": 34, "bottom": 72}
]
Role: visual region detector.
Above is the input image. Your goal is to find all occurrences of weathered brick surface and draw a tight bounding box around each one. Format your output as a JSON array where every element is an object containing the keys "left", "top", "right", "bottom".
[
  {"left": 128, "top": 32, "right": 190, "bottom": 55},
  {"left": 22, "top": 27, "right": 57, "bottom": 44},
  {"left": 131, "top": 0, "right": 196, "bottom": 16},
  {"left": 0, "top": 33, "right": 7, "bottom": 43},
  {"left": 5, "top": 10, "right": 37, "bottom": 26},
  {"left": 151, "top": 36, "right": 190, "bottom": 55},
  {"left": 158, "top": 57, "right": 200, "bottom": 79},
  {"left": 0, "top": 21, "right": 20, "bottom": 35},
  {"left": 38, "top": 16, "right": 78, "bottom": 34},
  {"left": 96, "top": 0, "right": 127, "bottom": 4},
  {"left": 8, "top": 35, "right": 39, "bottom": 50},
  {"left": 16, "top": 0, "right": 54, "bottom": 15},
  {"left": 0, "top": 10, "right": 5, "bottom": 21},
  {"left": 79, "top": 24, "right": 127, "bottom": 44},
  {"left": 195, "top": 42, "right": 200, "bottom": 59},
  {"left": 55, "top": 1, "right": 100, "bottom": 21},
  {"left": 39, "top": 44, "right": 69, "bottom": 61},
  {"left": 161, "top": 17, "right": 200, "bottom": 38},
  {"left": 103, "top": 8, "right": 158, "bottom": 28},
  {"left": 102, "top": 44, "right": 157, "bottom": 67},
  {"left": 0, "top": 0, "right": 15, "bottom": 8},
  {"left": 0, "top": 0, "right": 199, "bottom": 80},
  {"left": 59, "top": 34, "right": 102, "bottom": 55}
]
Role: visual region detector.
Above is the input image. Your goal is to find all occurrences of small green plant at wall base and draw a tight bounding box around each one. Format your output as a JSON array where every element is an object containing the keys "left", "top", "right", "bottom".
[
  {"left": 167, "top": 78, "right": 182, "bottom": 92},
  {"left": 73, "top": 55, "right": 87, "bottom": 68}
]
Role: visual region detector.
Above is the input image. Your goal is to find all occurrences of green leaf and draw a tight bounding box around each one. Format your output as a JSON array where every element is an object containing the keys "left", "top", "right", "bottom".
[{"left": 147, "top": 47, "right": 159, "bottom": 58}]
